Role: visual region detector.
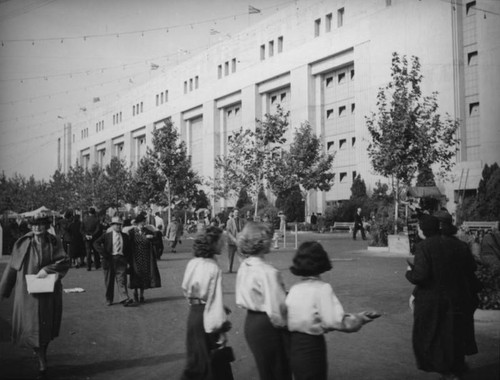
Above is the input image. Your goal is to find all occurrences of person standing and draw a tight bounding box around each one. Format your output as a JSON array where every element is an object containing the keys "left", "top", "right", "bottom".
[
  {"left": 236, "top": 222, "right": 291, "bottom": 380},
  {"left": 154, "top": 212, "right": 164, "bottom": 235},
  {"left": 0, "top": 214, "right": 70, "bottom": 380},
  {"left": 181, "top": 226, "right": 233, "bottom": 380},
  {"left": 406, "top": 214, "right": 480, "bottom": 379},
  {"left": 352, "top": 207, "right": 366, "bottom": 240},
  {"left": 80, "top": 207, "right": 102, "bottom": 271},
  {"left": 56, "top": 210, "right": 73, "bottom": 256},
  {"left": 93, "top": 216, "right": 134, "bottom": 307},
  {"left": 68, "top": 214, "right": 85, "bottom": 268},
  {"left": 165, "top": 216, "right": 183, "bottom": 253},
  {"left": 127, "top": 214, "right": 162, "bottom": 303},
  {"left": 286, "top": 241, "right": 378, "bottom": 380},
  {"left": 226, "top": 209, "right": 244, "bottom": 273},
  {"left": 310, "top": 212, "right": 317, "bottom": 231}
]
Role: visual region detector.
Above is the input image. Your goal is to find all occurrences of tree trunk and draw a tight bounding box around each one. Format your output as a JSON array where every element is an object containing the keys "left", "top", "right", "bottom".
[
  {"left": 166, "top": 179, "right": 172, "bottom": 223},
  {"left": 394, "top": 178, "right": 399, "bottom": 235}
]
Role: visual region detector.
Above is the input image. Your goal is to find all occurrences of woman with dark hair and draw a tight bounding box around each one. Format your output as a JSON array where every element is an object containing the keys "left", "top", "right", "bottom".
[
  {"left": 0, "top": 214, "right": 70, "bottom": 380},
  {"left": 181, "top": 226, "right": 233, "bottom": 380},
  {"left": 406, "top": 214, "right": 480, "bottom": 379},
  {"left": 286, "top": 241, "right": 378, "bottom": 380},
  {"left": 235, "top": 222, "right": 291, "bottom": 380}
]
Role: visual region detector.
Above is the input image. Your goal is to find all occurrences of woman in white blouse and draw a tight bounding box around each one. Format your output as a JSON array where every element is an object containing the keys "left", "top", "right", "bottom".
[
  {"left": 235, "top": 222, "right": 291, "bottom": 380},
  {"left": 286, "top": 241, "right": 379, "bottom": 380},
  {"left": 181, "top": 226, "right": 233, "bottom": 380}
]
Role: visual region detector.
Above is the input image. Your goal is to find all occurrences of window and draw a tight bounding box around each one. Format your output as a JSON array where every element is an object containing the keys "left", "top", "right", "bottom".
[
  {"left": 269, "top": 40, "right": 274, "bottom": 57},
  {"left": 271, "top": 95, "right": 277, "bottom": 104},
  {"left": 314, "top": 18, "right": 321, "bottom": 37},
  {"left": 340, "top": 172, "right": 347, "bottom": 183},
  {"left": 278, "top": 36, "right": 283, "bottom": 53},
  {"left": 280, "top": 92, "right": 286, "bottom": 101},
  {"left": 352, "top": 171, "right": 357, "bottom": 181},
  {"left": 386, "top": 0, "right": 392, "bottom": 6},
  {"left": 339, "top": 139, "right": 347, "bottom": 149},
  {"left": 120, "top": 112, "right": 122, "bottom": 122},
  {"left": 338, "top": 72, "right": 346, "bottom": 84},
  {"left": 468, "top": 51, "right": 478, "bottom": 66},
  {"left": 133, "top": 105, "right": 136, "bottom": 116},
  {"left": 232, "top": 58, "right": 236, "bottom": 73},
  {"left": 160, "top": 92, "right": 164, "bottom": 104},
  {"left": 184, "top": 81, "right": 188, "bottom": 94},
  {"left": 327, "top": 141, "right": 334, "bottom": 151},
  {"left": 469, "top": 102, "right": 479, "bottom": 116},
  {"left": 218, "top": 64, "right": 222, "bottom": 79},
  {"left": 337, "top": 8, "right": 344, "bottom": 27},
  {"left": 350, "top": 69, "right": 355, "bottom": 80},
  {"left": 326, "top": 13, "right": 332, "bottom": 32},
  {"left": 189, "top": 78, "right": 193, "bottom": 91},
  {"left": 339, "top": 105, "right": 346, "bottom": 117},
  {"left": 351, "top": 103, "right": 356, "bottom": 114},
  {"left": 227, "top": 109, "right": 233, "bottom": 117},
  {"left": 326, "top": 76, "right": 333, "bottom": 87},
  {"left": 165, "top": 90, "right": 168, "bottom": 102},
  {"left": 140, "top": 102, "right": 143, "bottom": 113},
  {"left": 352, "top": 137, "right": 356, "bottom": 147},
  {"left": 466, "top": 1, "right": 476, "bottom": 16},
  {"left": 156, "top": 94, "right": 159, "bottom": 106},
  {"left": 195, "top": 76, "right": 199, "bottom": 89},
  {"left": 260, "top": 44, "right": 265, "bottom": 60},
  {"left": 113, "top": 115, "right": 116, "bottom": 125},
  {"left": 235, "top": 107, "right": 240, "bottom": 115},
  {"left": 326, "top": 109, "right": 334, "bottom": 119}
]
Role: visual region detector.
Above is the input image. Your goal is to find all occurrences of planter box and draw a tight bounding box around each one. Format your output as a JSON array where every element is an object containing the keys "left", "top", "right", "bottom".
[{"left": 388, "top": 234, "right": 410, "bottom": 254}]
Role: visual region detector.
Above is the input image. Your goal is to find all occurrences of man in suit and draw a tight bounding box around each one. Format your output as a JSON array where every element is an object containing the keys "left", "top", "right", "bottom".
[
  {"left": 353, "top": 207, "right": 366, "bottom": 240},
  {"left": 226, "top": 208, "right": 244, "bottom": 273},
  {"left": 93, "top": 216, "right": 134, "bottom": 306},
  {"left": 81, "top": 207, "right": 102, "bottom": 271}
]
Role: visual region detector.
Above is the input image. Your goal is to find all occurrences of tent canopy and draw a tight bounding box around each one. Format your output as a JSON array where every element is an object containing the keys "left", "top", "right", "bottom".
[
  {"left": 407, "top": 186, "right": 443, "bottom": 199},
  {"left": 21, "top": 206, "right": 59, "bottom": 218}
]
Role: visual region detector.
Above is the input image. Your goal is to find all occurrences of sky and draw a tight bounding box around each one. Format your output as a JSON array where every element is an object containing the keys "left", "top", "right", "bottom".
[{"left": 0, "top": 0, "right": 294, "bottom": 180}]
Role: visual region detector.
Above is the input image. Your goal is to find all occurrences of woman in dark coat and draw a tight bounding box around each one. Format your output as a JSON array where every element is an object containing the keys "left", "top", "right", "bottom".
[
  {"left": 406, "top": 214, "right": 479, "bottom": 380},
  {"left": 128, "top": 214, "right": 162, "bottom": 302},
  {"left": 68, "top": 214, "right": 85, "bottom": 268},
  {"left": 0, "top": 215, "right": 70, "bottom": 380}
]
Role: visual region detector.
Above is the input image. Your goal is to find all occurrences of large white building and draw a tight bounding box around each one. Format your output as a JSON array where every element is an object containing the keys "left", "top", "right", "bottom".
[{"left": 58, "top": 0, "right": 500, "bottom": 214}]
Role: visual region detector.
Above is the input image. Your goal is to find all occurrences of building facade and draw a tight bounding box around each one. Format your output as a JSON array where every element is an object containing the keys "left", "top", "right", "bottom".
[{"left": 59, "top": 0, "right": 500, "bottom": 214}]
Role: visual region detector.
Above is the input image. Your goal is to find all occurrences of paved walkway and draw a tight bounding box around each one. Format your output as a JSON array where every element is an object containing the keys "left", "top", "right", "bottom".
[{"left": 1, "top": 232, "right": 498, "bottom": 379}]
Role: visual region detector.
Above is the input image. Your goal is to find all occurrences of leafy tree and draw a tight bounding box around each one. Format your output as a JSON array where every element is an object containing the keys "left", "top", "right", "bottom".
[
  {"left": 134, "top": 119, "right": 201, "bottom": 221},
  {"left": 366, "top": 52, "right": 459, "bottom": 233},
  {"left": 350, "top": 174, "right": 367, "bottom": 200},
  {"left": 214, "top": 106, "right": 289, "bottom": 217},
  {"left": 416, "top": 165, "right": 436, "bottom": 187},
  {"left": 99, "top": 157, "right": 134, "bottom": 209},
  {"left": 236, "top": 188, "right": 252, "bottom": 209},
  {"left": 275, "top": 184, "right": 304, "bottom": 223},
  {"left": 269, "top": 122, "right": 334, "bottom": 221}
]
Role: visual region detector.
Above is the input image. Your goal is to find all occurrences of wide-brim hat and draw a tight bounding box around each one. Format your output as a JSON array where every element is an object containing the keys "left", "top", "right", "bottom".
[
  {"left": 134, "top": 214, "right": 146, "bottom": 224},
  {"left": 110, "top": 216, "right": 123, "bottom": 225}
]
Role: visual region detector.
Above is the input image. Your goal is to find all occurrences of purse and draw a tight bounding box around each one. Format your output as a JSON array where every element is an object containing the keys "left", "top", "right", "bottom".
[
  {"left": 211, "top": 345, "right": 235, "bottom": 363},
  {"left": 25, "top": 274, "right": 57, "bottom": 294}
]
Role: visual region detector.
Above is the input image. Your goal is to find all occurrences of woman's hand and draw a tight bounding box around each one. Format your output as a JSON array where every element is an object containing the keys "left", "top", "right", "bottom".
[{"left": 36, "top": 269, "right": 48, "bottom": 278}]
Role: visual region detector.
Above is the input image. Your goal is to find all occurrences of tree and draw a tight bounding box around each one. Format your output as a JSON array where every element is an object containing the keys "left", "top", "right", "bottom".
[
  {"left": 269, "top": 122, "right": 334, "bottom": 220},
  {"left": 135, "top": 119, "right": 201, "bottom": 221},
  {"left": 416, "top": 165, "right": 436, "bottom": 187},
  {"left": 214, "top": 106, "right": 289, "bottom": 217},
  {"left": 366, "top": 52, "right": 459, "bottom": 233},
  {"left": 475, "top": 163, "right": 500, "bottom": 221},
  {"left": 99, "top": 157, "right": 134, "bottom": 209},
  {"left": 350, "top": 174, "right": 367, "bottom": 200}
]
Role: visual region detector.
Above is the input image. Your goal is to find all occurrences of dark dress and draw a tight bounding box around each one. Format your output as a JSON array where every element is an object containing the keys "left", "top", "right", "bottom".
[
  {"left": 406, "top": 235, "right": 479, "bottom": 375},
  {"left": 128, "top": 227, "right": 161, "bottom": 289},
  {"left": 68, "top": 219, "right": 85, "bottom": 261}
]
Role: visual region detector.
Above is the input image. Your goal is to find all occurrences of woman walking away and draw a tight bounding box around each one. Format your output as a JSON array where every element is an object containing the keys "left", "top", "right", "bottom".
[
  {"left": 181, "top": 226, "right": 233, "bottom": 380},
  {"left": 0, "top": 214, "right": 70, "bottom": 380},
  {"left": 236, "top": 222, "right": 291, "bottom": 380},
  {"left": 128, "top": 213, "right": 162, "bottom": 303},
  {"left": 406, "top": 214, "right": 480, "bottom": 380},
  {"left": 286, "top": 241, "right": 379, "bottom": 380}
]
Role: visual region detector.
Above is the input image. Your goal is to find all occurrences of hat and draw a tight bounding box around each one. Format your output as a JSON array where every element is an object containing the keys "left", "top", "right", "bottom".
[
  {"left": 110, "top": 216, "right": 123, "bottom": 225},
  {"left": 433, "top": 210, "right": 453, "bottom": 225},
  {"left": 31, "top": 213, "right": 51, "bottom": 226},
  {"left": 134, "top": 214, "right": 146, "bottom": 224}
]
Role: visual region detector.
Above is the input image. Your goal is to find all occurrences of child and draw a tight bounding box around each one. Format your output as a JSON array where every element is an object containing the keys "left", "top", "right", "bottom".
[{"left": 286, "top": 241, "right": 379, "bottom": 380}]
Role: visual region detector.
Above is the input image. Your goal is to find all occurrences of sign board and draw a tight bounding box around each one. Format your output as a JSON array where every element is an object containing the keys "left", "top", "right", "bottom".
[{"left": 407, "top": 216, "right": 420, "bottom": 255}]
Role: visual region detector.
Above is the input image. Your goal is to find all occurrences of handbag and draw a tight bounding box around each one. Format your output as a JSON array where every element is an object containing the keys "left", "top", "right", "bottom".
[
  {"left": 211, "top": 345, "right": 235, "bottom": 363},
  {"left": 25, "top": 274, "right": 57, "bottom": 294}
]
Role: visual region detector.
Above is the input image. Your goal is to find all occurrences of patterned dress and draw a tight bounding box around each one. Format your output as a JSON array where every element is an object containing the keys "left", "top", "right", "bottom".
[{"left": 128, "top": 228, "right": 161, "bottom": 289}]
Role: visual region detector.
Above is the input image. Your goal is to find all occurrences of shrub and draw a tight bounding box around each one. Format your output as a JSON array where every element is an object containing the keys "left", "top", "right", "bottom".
[{"left": 476, "top": 262, "right": 500, "bottom": 310}]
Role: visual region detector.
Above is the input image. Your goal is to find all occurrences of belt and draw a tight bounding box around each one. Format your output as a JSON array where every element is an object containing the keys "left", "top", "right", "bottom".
[{"left": 189, "top": 298, "right": 206, "bottom": 305}]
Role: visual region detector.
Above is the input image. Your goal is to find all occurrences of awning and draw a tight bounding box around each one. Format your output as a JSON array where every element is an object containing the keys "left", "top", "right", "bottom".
[{"left": 407, "top": 186, "right": 443, "bottom": 199}]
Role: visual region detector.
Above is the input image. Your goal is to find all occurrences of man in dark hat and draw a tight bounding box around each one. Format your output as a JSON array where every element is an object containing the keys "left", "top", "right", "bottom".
[{"left": 93, "top": 216, "right": 134, "bottom": 306}]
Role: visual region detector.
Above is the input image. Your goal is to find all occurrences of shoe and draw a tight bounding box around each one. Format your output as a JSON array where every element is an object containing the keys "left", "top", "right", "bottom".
[
  {"left": 140, "top": 296, "right": 145, "bottom": 303},
  {"left": 106, "top": 300, "right": 112, "bottom": 306},
  {"left": 122, "top": 299, "right": 134, "bottom": 307},
  {"left": 133, "top": 294, "right": 139, "bottom": 303}
]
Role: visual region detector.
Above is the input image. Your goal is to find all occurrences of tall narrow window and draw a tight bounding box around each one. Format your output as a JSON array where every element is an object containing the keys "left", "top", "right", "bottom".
[
  {"left": 467, "top": 51, "right": 478, "bottom": 66},
  {"left": 189, "top": 78, "right": 193, "bottom": 91},
  {"left": 260, "top": 44, "right": 265, "bottom": 60},
  {"left": 184, "top": 81, "right": 188, "bottom": 94},
  {"left": 120, "top": 112, "right": 122, "bottom": 122},
  {"left": 195, "top": 76, "right": 199, "bottom": 89},
  {"left": 232, "top": 58, "right": 236, "bottom": 73},
  {"left": 352, "top": 137, "right": 356, "bottom": 147},
  {"left": 466, "top": 1, "right": 476, "bottom": 16},
  {"left": 337, "top": 8, "right": 344, "bottom": 27},
  {"left": 133, "top": 105, "right": 136, "bottom": 116},
  {"left": 165, "top": 90, "right": 168, "bottom": 102},
  {"left": 326, "top": 109, "right": 334, "bottom": 119},
  {"left": 218, "top": 64, "right": 222, "bottom": 79},
  {"left": 338, "top": 72, "right": 346, "bottom": 84},
  {"left": 225, "top": 62, "right": 229, "bottom": 76},
  {"left": 326, "top": 76, "right": 333, "bottom": 87},
  {"left": 156, "top": 94, "right": 159, "bottom": 106},
  {"left": 339, "top": 105, "right": 346, "bottom": 117},
  {"left": 314, "top": 18, "right": 321, "bottom": 37},
  {"left": 326, "top": 13, "right": 332, "bottom": 32},
  {"left": 278, "top": 36, "right": 283, "bottom": 53},
  {"left": 140, "top": 102, "right": 143, "bottom": 113},
  {"left": 350, "top": 68, "right": 355, "bottom": 80},
  {"left": 351, "top": 103, "right": 356, "bottom": 114},
  {"left": 469, "top": 102, "right": 479, "bottom": 116},
  {"left": 269, "top": 40, "right": 274, "bottom": 57}
]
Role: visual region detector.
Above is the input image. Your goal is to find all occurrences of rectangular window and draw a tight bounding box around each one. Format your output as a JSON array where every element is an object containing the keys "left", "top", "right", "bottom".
[
  {"left": 352, "top": 137, "right": 356, "bottom": 147},
  {"left": 326, "top": 13, "right": 332, "bottom": 32},
  {"left": 337, "top": 7, "right": 344, "bottom": 27},
  {"left": 352, "top": 171, "right": 357, "bottom": 181},
  {"left": 271, "top": 95, "right": 277, "bottom": 104},
  {"left": 340, "top": 172, "right": 347, "bottom": 183},
  {"left": 184, "top": 81, "right": 188, "bottom": 94},
  {"left": 260, "top": 44, "right": 265, "bottom": 60},
  {"left": 225, "top": 62, "right": 229, "bottom": 76},
  {"left": 469, "top": 102, "right": 479, "bottom": 116},
  {"left": 140, "top": 102, "right": 143, "bottom": 113},
  {"left": 278, "top": 36, "right": 283, "bottom": 53},
  {"left": 120, "top": 112, "right": 122, "bottom": 122},
  {"left": 351, "top": 103, "right": 356, "bottom": 114},
  {"left": 280, "top": 92, "right": 286, "bottom": 101},
  {"left": 132, "top": 105, "right": 135, "bottom": 116},
  {"left": 156, "top": 94, "right": 159, "bottom": 106},
  {"left": 327, "top": 141, "right": 334, "bottom": 151},
  {"left": 326, "top": 76, "right": 333, "bottom": 87},
  {"left": 468, "top": 51, "right": 478, "bottom": 66},
  {"left": 338, "top": 72, "right": 346, "bottom": 84},
  {"left": 113, "top": 115, "right": 116, "bottom": 125},
  {"left": 165, "top": 90, "right": 168, "bottom": 102},
  {"left": 189, "top": 78, "right": 193, "bottom": 91},
  {"left": 339, "top": 105, "right": 346, "bottom": 117},
  {"left": 269, "top": 40, "right": 274, "bottom": 57},
  {"left": 350, "top": 69, "right": 355, "bottom": 80},
  {"left": 314, "top": 18, "right": 321, "bottom": 37},
  {"left": 160, "top": 92, "right": 164, "bottom": 104},
  {"left": 195, "top": 76, "right": 199, "bottom": 89},
  {"left": 232, "top": 58, "right": 236, "bottom": 73},
  {"left": 466, "top": 1, "right": 476, "bottom": 16},
  {"left": 235, "top": 107, "right": 240, "bottom": 115},
  {"left": 326, "top": 109, "right": 334, "bottom": 119},
  {"left": 218, "top": 64, "right": 222, "bottom": 79},
  {"left": 339, "top": 139, "right": 347, "bottom": 149},
  {"left": 386, "top": 0, "right": 392, "bottom": 6}
]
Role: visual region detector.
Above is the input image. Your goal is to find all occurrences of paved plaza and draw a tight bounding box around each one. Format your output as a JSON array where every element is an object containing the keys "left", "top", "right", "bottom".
[{"left": 1, "top": 232, "right": 499, "bottom": 380}]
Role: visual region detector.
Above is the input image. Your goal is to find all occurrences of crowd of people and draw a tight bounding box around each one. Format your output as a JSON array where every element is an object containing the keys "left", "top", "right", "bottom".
[{"left": 0, "top": 205, "right": 486, "bottom": 380}]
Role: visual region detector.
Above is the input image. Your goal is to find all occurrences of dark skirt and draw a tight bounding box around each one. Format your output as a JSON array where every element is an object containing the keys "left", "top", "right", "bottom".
[
  {"left": 290, "top": 331, "right": 327, "bottom": 380},
  {"left": 244, "top": 310, "right": 291, "bottom": 380},
  {"left": 181, "top": 304, "right": 233, "bottom": 380}
]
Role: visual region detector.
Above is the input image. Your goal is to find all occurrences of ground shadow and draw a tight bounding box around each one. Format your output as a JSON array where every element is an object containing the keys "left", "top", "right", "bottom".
[{"left": 143, "top": 295, "right": 184, "bottom": 304}]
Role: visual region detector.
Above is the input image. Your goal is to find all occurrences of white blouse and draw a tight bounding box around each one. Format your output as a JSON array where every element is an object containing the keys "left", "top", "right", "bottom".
[
  {"left": 235, "top": 256, "right": 287, "bottom": 328},
  {"left": 181, "top": 257, "right": 227, "bottom": 333},
  {"left": 286, "top": 277, "right": 355, "bottom": 335}
]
